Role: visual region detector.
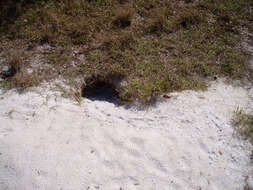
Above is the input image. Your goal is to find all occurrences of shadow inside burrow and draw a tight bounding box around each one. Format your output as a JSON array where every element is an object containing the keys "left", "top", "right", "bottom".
[{"left": 81, "top": 81, "right": 120, "bottom": 104}]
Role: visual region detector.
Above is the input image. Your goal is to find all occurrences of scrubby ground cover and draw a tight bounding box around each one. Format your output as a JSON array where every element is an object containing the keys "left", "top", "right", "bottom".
[
  {"left": 233, "top": 108, "right": 253, "bottom": 144},
  {"left": 0, "top": 0, "right": 253, "bottom": 103}
]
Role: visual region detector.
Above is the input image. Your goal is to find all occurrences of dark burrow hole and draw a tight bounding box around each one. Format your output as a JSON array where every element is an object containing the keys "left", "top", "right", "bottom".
[
  {"left": 82, "top": 81, "right": 120, "bottom": 104},
  {"left": 113, "top": 19, "right": 131, "bottom": 28},
  {"left": 0, "top": 66, "right": 17, "bottom": 79}
]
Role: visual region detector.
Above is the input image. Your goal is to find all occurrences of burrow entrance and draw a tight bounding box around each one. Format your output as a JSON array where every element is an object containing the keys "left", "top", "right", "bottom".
[
  {"left": 0, "top": 65, "right": 17, "bottom": 79},
  {"left": 82, "top": 80, "right": 120, "bottom": 104}
]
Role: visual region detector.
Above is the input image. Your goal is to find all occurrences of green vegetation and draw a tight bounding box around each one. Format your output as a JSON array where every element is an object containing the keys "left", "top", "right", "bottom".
[
  {"left": 0, "top": 0, "right": 253, "bottom": 103},
  {"left": 233, "top": 108, "right": 253, "bottom": 144}
]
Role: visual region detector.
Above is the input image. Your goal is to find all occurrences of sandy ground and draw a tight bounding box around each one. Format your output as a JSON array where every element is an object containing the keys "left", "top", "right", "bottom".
[{"left": 0, "top": 79, "right": 252, "bottom": 190}]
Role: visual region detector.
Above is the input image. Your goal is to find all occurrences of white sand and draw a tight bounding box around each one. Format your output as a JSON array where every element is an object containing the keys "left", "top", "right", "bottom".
[{"left": 0, "top": 79, "right": 252, "bottom": 190}]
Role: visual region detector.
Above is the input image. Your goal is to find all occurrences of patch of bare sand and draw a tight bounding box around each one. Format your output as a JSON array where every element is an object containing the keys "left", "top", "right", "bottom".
[{"left": 0, "top": 79, "right": 252, "bottom": 190}]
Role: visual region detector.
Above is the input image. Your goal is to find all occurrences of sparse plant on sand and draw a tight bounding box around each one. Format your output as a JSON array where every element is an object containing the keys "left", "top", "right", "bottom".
[{"left": 232, "top": 108, "right": 253, "bottom": 144}]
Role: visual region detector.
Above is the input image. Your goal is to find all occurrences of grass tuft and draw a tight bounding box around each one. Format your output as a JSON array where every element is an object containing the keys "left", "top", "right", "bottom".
[
  {"left": 145, "top": 9, "right": 168, "bottom": 34},
  {"left": 176, "top": 7, "right": 203, "bottom": 29},
  {"left": 112, "top": 7, "right": 134, "bottom": 28},
  {"left": 232, "top": 108, "right": 253, "bottom": 144}
]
